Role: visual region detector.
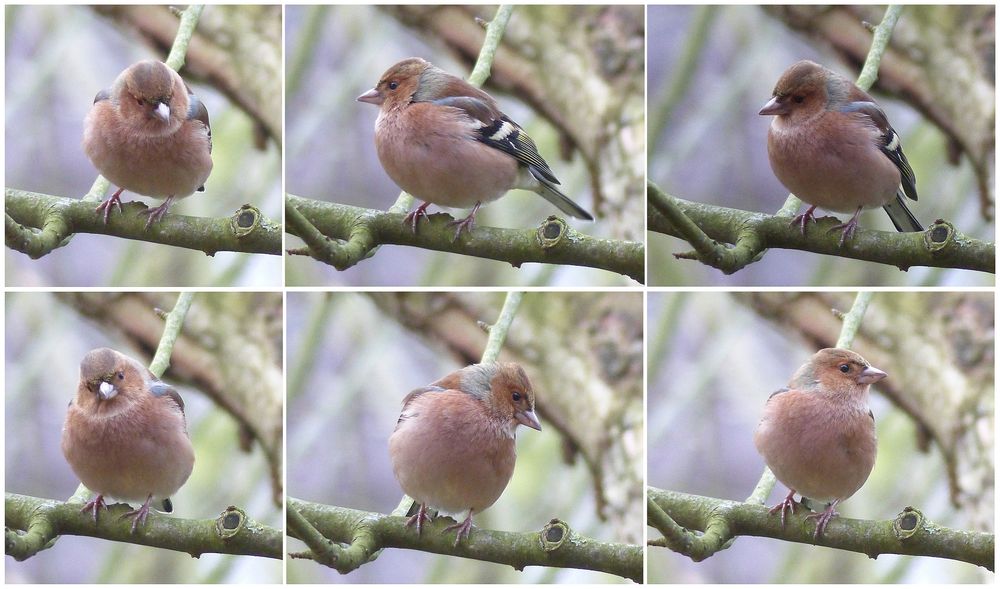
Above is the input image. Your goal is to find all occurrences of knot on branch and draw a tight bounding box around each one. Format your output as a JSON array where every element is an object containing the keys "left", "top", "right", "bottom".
[
  {"left": 540, "top": 519, "right": 569, "bottom": 551},
  {"left": 893, "top": 506, "right": 923, "bottom": 540},
  {"left": 231, "top": 204, "right": 263, "bottom": 238},
  {"left": 536, "top": 216, "right": 568, "bottom": 248},
  {"left": 216, "top": 506, "right": 246, "bottom": 539},
  {"left": 925, "top": 220, "right": 955, "bottom": 252}
]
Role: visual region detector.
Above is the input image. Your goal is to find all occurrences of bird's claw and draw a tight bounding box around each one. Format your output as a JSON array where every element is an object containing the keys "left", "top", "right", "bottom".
[
  {"left": 768, "top": 489, "right": 799, "bottom": 529},
  {"left": 405, "top": 503, "right": 431, "bottom": 536},
  {"left": 95, "top": 188, "right": 125, "bottom": 224},
  {"left": 120, "top": 494, "right": 154, "bottom": 533},
  {"left": 80, "top": 494, "right": 109, "bottom": 524},
  {"left": 442, "top": 514, "right": 474, "bottom": 546}
]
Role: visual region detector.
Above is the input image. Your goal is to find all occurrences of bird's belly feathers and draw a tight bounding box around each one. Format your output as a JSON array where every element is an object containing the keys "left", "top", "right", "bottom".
[
  {"left": 754, "top": 395, "right": 876, "bottom": 502},
  {"left": 62, "top": 405, "right": 194, "bottom": 503},
  {"left": 83, "top": 119, "right": 212, "bottom": 199},
  {"left": 374, "top": 108, "right": 518, "bottom": 208},
  {"left": 389, "top": 404, "right": 516, "bottom": 515},
  {"left": 768, "top": 122, "right": 900, "bottom": 213}
]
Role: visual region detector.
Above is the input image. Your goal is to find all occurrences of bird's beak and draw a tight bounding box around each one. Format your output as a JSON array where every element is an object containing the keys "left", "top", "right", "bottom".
[
  {"left": 356, "top": 88, "right": 382, "bottom": 106},
  {"left": 758, "top": 96, "right": 787, "bottom": 116},
  {"left": 153, "top": 102, "right": 171, "bottom": 122},
  {"left": 858, "top": 365, "right": 887, "bottom": 385},
  {"left": 98, "top": 381, "right": 118, "bottom": 400},
  {"left": 516, "top": 409, "right": 542, "bottom": 431}
]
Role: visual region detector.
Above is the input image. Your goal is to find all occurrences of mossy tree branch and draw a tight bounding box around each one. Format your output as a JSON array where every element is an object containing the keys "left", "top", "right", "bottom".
[
  {"left": 5, "top": 493, "right": 281, "bottom": 560},
  {"left": 6, "top": 189, "right": 281, "bottom": 257},
  {"left": 286, "top": 194, "right": 643, "bottom": 282},
  {"left": 287, "top": 498, "right": 642, "bottom": 581},
  {"left": 648, "top": 488, "right": 993, "bottom": 570},
  {"left": 649, "top": 183, "right": 994, "bottom": 274}
]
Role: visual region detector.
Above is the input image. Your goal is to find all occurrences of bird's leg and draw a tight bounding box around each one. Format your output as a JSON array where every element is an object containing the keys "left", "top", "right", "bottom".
[
  {"left": 80, "top": 493, "right": 108, "bottom": 523},
  {"left": 789, "top": 204, "right": 819, "bottom": 235},
  {"left": 442, "top": 509, "right": 475, "bottom": 546},
  {"left": 830, "top": 207, "right": 863, "bottom": 246},
  {"left": 804, "top": 499, "right": 841, "bottom": 540},
  {"left": 768, "top": 488, "right": 799, "bottom": 528},
  {"left": 121, "top": 493, "right": 155, "bottom": 533},
  {"left": 139, "top": 195, "right": 175, "bottom": 229},
  {"left": 405, "top": 502, "right": 431, "bottom": 536},
  {"left": 402, "top": 201, "right": 433, "bottom": 233},
  {"left": 94, "top": 187, "right": 126, "bottom": 224},
  {"left": 446, "top": 202, "right": 482, "bottom": 241}
]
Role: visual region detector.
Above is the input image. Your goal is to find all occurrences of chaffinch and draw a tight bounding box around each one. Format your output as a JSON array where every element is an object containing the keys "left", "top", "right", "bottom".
[
  {"left": 358, "top": 57, "right": 593, "bottom": 239},
  {"left": 388, "top": 362, "right": 541, "bottom": 545},
  {"left": 83, "top": 60, "right": 213, "bottom": 229},
  {"left": 753, "top": 348, "right": 885, "bottom": 539},
  {"left": 760, "top": 60, "right": 923, "bottom": 245},
  {"left": 61, "top": 348, "right": 195, "bottom": 532}
]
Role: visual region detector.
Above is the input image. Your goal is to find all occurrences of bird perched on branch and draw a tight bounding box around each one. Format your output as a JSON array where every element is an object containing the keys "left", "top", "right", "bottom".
[
  {"left": 83, "top": 60, "right": 213, "bottom": 229},
  {"left": 389, "top": 362, "right": 541, "bottom": 545},
  {"left": 753, "top": 348, "right": 884, "bottom": 539},
  {"left": 62, "top": 347, "right": 195, "bottom": 532},
  {"left": 760, "top": 60, "right": 922, "bottom": 245},
  {"left": 358, "top": 57, "right": 593, "bottom": 239}
]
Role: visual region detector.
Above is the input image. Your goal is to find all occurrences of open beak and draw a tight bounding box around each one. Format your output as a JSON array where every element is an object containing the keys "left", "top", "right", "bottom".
[{"left": 516, "top": 409, "right": 542, "bottom": 431}]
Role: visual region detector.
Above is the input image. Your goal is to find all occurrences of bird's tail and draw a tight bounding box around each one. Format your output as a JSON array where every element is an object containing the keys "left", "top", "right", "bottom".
[
  {"left": 883, "top": 192, "right": 923, "bottom": 232},
  {"left": 528, "top": 168, "right": 594, "bottom": 220}
]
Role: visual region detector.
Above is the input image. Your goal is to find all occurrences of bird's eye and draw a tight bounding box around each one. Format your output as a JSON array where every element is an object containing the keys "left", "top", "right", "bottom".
[
  {"left": 511, "top": 391, "right": 522, "bottom": 402},
  {"left": 839, "top": 364, "right": 851, "bottom": 373},
  {"left": 117, "top": 371, "right": 125, "bottom": 380},
  {"left": 388, "top": 81, "right": 399, "bottom": 90},
  {"left": 793, "top": 95, "right": 805, "bottom": 104}
]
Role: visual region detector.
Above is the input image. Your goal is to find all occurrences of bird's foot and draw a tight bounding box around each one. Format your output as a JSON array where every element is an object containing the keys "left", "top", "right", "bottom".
[
  {"left": 830, "top": 207, "right": 863, "bottom": 247},
  {"left": 789, "top": 205, "right": 819, "bottom": 236},
  {"left": 95, "top": 188, "right": 125, "bottom": 224},
  {"left": 804, "top": 500, "right": 840, "bottom": 540},
  {"left": 768, "top": 489, "right": 799, "bottom": 529},
  {"left": 139, "top": 196, "right": 175, "bottom": 230},
  {"left": 402, "top": 202, "right": 433, "bottom": 233},
  {"left": 446, "top": 202, "right": 482, "bottom": 241},
  {"left": 405, "top": 503, "right": 431, "bottom": 536},
  {"left": 442, "top": 511, "right": 474, "bottom": 546},
  {"left": 80, "top": 493, "right": 109, "bottom": 524},
  {"left": 121, "top": 494, "right": 155, "bottom": 533}
]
